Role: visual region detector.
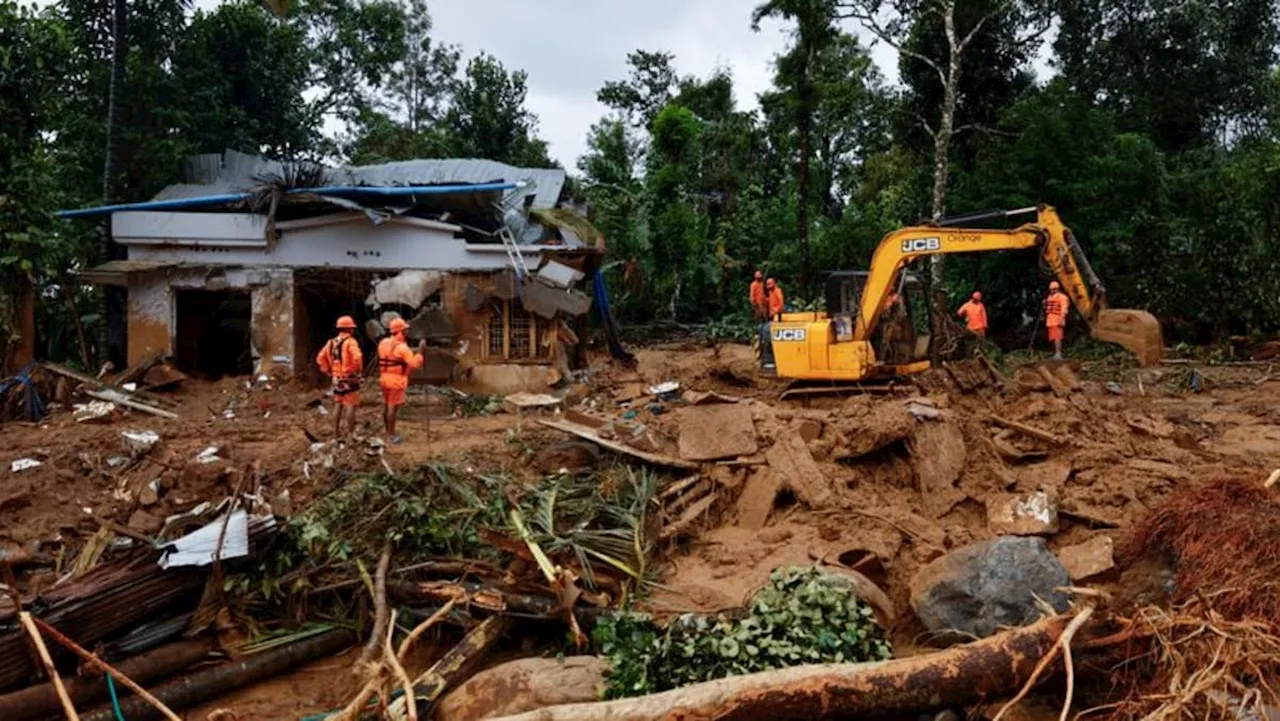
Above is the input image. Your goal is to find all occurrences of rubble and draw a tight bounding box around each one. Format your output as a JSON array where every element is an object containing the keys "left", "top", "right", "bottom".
[
  {"left": 9, "top": 459, "right": 41, "bottom": 473},
  {"left": 676, "top": 403, "right": 758, "bottom": 461},
  {"left": 765, "top": 433, "right": 833, "bottom": 509},
  {"left": 1055, "top": 535, "right": 1116, "bottom": 581},
  {"left": 985, "top": 491, "right": 1060, "bottom": 536}
]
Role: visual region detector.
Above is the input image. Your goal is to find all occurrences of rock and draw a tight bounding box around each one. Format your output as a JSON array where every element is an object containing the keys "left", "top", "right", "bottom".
[
  {"left": 126, "top": 509, "right": 164, "bottom": 536},
  {"left": 910, "top": 536, "right": 1070, "bottom": 641},
  {"left": 121, "top": 430, "right": 160, "bottom": 456},
  {"left": 758, "top": 527, "right": 793, "bottom": 545},
  {"left": 834, "top": 403, "right": 915, "bottom": 459},
  {"left": 138, "top": 480, "right": 162, "bottom": 507},
  {"left": 986, "top": 491, "right": 1060, "bottom": 536},
  {"left": 436, "top": 656, "right": 607, "bottom": 721},
  {"left": 503, "top": 392, "right": 562, "bottom": 414},
  {"left": 532, "top": 441, "right": 601, "bottom": 475},
  {"left": 677, "top": 403, "right": 759, "bottom": 461},
  {"left": 1055, "top": 535, "right": 1116, "bottom": 581},
  {"left": 795, "top": 418, "right": 824, "bottom": 442}
]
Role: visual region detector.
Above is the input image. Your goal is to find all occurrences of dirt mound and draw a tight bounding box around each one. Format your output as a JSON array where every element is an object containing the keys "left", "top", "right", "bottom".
[{"left": 1122, "top": 476, "right": 1280, "bottom": 621}]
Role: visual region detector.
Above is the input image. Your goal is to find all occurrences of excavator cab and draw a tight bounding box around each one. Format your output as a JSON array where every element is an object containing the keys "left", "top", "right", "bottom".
[{"left": 825, "top": 270, "right": 931, "bottom": 365}]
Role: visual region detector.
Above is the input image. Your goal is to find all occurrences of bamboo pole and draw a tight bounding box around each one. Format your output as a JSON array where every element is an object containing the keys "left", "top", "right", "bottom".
[{"left": 17, "top": 613, "right": 79, "bottom": 721}]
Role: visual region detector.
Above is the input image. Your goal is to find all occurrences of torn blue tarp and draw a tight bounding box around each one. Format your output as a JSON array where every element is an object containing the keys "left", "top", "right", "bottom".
[
  {"left": 0, "top": 364, "right": 46, "bottom": 422},
  {"left": 592, "top": 270, "right": 634, "bottom": 363},
  {"left": 55, "top": 182, "right": 518, "bottom": 219}
]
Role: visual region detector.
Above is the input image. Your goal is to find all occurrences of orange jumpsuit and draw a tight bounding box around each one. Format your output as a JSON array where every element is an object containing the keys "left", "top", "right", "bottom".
[
  {"left": 316, "top": 332, "right": 364, "bottom": 407},
  {"left": 957, "top": 300, "right": 988, "bottom": 334},
  {"left": 749, "top": 280, "right": 766, "bottom": 318},
  {"left": 377, "top": 333, "right": 424, "bottom": 407},
  {"left": 767, "top": 286, "right": 785, "bottom": 318},
  {"left": 1044, "top": 291, "right": 1069, "bottom": 342}
]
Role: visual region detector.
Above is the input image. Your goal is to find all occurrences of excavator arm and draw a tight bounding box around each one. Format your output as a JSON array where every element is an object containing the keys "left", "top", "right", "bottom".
[{"left": 855, "top": 204, "right": 1163, "bottom": 365}]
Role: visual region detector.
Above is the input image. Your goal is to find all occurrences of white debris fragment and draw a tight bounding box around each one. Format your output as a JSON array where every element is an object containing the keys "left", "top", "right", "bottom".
[
  {"left": 107, "top": 456, "right": 129, "bottom": 468},
  {"left": 122, "top": 382, "right": 138, "bottom": 392},
  {"left": 10, "top": 458, "right": 42, "bottom": 473},
  {"left": 158, "top": 510, "right": 271, "bottom": 569},
  {"left": 74, "top": 401, "right": 117, "bottom": 424},
  {"left": 647, "top": 381, "right": 680, "bottom": 397},
  {"left": 122, "top": 430, "right": 160, "bottom": 456},
  {"left": 195, "top": 446, "right": 222, "bottom": 464}
]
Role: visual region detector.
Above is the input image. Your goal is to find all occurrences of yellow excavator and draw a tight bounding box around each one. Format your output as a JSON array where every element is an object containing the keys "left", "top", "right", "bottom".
[{"left": 761, "top": 204, "right": 1163, "bottom": 395}]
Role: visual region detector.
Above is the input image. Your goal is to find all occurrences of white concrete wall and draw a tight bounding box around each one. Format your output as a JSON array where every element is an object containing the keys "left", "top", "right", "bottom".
[{"left": 116, "top": 211, "right": 558, "bottom": 271}]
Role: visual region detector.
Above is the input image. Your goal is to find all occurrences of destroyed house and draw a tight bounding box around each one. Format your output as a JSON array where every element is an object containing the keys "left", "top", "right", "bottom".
[{"left": 62, "top": 151, "right": 602, "bottom": 394}]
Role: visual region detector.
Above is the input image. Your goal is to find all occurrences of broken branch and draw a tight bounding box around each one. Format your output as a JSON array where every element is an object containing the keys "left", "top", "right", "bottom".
[
  {"left": 357, "top": 544, "right": 393, "bottom": 670},
  {"left": 988, "top": 415, "right": 1065, "bottom": 445},
  {"left": 18, "top": 613, "right": 79, "bottom": 721},
  {"left": 384, "top": 611, "right": 417, "bottom": 721}
]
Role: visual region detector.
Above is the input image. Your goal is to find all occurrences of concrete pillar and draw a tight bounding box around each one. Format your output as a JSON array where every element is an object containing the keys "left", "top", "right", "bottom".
[{"left": 248, "top": 268, "right": 295, "bottom": 376}]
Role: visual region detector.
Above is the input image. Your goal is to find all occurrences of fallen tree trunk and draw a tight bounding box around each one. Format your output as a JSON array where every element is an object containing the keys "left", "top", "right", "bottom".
[
  {"left": 0, "top": 639, "right": 214, "bottom": 721},
  {"left": 386, "top": 616, "right": 511, "bottom": 720},
  {"left": 489, "top": 615, "right": 1073, "bottom": 721},
  {"left": 78, "top": 629, "right": 354, "bottom": 721}
]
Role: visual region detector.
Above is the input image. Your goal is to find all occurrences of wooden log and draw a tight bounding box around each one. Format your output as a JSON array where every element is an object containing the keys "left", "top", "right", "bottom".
[
  {"left": 31, "top": 618, "right": 182, "bottom": 721},
  {"left": 78, "top": 629, "right": 355, "bottom": 721},
  {"left": 488, "top": 615, "right": 1074, "bottom": 721},
  {"left": 0, "top": 639, "right": 213, "bottom": 721},
  {"left": 1035, "top": 365, "right": 1069, "bottom": 397}
]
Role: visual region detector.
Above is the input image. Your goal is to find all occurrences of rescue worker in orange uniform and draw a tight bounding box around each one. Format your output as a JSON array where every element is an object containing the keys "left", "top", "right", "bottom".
[
  {"left": 749, "top": 270, "right": 767, "bottom": 320},
  {"left": 956, "top": 291, "right": 988, "bottom": 339},
  {"left": 377, "top": 317, "right": 425, "bottom": 445},
  {"left": 1044, "top": 281, "right": 1069, "bottom": 359},
  {"left": 316, "top": 316, "right": 364, "bottom": 440},
  {"left": 765, "top": 277, "right": 785, "bottom": 319}
]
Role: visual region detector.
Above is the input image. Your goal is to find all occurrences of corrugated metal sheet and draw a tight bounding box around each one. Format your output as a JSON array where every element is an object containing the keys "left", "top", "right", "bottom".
[{"left": 159, "top": 150, "right": 565, "bottom": 209}]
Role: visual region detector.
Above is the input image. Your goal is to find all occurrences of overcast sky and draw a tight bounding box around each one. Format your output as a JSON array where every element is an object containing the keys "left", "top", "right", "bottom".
[{"left": 425, "top": 0, "right": 900, "bottom": 169}]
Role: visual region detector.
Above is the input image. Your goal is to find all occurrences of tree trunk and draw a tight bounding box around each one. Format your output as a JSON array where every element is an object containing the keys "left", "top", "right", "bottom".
[
  {"left": 489, "top": 615, "right": 1074, "bottom": 721},
  {"left": 795, "top": 44, "right": 814, "bottom": 299},
  {"left": 928, "top": 0, "right": 963, "bottom": 360},
  {"left": 99, "top": 0, "right": 128, "bottom": 367}
]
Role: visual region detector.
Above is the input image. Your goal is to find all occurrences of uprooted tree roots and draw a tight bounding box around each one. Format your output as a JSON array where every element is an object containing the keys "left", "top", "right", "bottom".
[
  {"left": 1123, "top": 477, "right": 1280, "bottom": 623},
  {"left": 1085, "top": 600, "right": 1280, "bottom": 720}
]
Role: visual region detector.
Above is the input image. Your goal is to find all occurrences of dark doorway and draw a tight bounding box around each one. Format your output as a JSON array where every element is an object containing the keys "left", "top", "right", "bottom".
[
  {"left": 295, "top": 270, "right": 380, "bottom": 386},
  {"left": 174, "top": 289, "right": 253, "bottom": 378}
]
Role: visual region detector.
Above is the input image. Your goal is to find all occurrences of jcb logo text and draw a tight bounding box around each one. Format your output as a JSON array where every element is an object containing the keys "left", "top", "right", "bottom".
[
  {"left": 772, "top": 329, "right": 807, "bottom": 342},
  {"left": 901, "top": 237, "right": 941, "bottom": 253}
]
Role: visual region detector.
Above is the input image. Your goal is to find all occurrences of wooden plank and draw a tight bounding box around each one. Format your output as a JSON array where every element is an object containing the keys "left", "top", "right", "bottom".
[
  {"left": 43, "top": 363, "right": 177, "bottom": 408},
  {"left": 537, "top": 419, "right": 697, "bottom": 470},
  {"left": 1035, "top": 365, "right": 1069, "bottom": 397},
  {"left": 659, "top": 494, "right": 716, "bottom": 540},
  {"left": 85, "top": 390, "right": 180, "bottom": 420},
  {"left": 987, "top": 415, "right": 1065, "bottom": 445}
]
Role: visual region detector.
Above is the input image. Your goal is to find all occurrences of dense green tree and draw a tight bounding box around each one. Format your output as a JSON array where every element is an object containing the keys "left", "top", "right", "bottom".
[
  {"left": 598, "top": 50, "right": 679, "bottom": 131},
  {"left": 1055, "top": 0, "right": 1279, "bottom": 152},
  {"left": 174, "top": 2, "right": 314, "bottom": 156},
  {"left": 441, "top": 53, "right": 553, "bottom": 167},
  {"left": 752, "top": 0, "right": 841, "bottom": 295}
]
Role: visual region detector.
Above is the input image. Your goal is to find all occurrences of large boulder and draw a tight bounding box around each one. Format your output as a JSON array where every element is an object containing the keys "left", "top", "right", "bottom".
[
  {"left": 909, "top": 536, "right": 1070, "bottom": 642},
  {"left": 435, "top": 656, "right": 607, "bottom": 721}
]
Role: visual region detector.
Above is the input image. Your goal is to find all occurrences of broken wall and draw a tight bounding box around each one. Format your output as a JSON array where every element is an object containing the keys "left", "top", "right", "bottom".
[{"left": 125, "top": 267, "right": 299, "bottom": 376}]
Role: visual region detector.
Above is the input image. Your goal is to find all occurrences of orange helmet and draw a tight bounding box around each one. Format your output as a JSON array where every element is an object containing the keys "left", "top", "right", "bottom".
[
  {"left": 1049, "top": 281, "right": 1060, "bottom": 291},
  {"left": 388, "top": 317, "right": 408, "bottom": 334},
  {"left": 972, "top": 291, "right": 982, "bottom": 301},
  {"left": 335, "top": 315, "right": 357, "bottom": 330}
]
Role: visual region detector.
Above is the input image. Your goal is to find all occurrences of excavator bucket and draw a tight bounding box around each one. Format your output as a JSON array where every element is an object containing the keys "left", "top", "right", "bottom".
[{"left": 1092, "top": 309, "right": 1164, "bottom": 367}]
